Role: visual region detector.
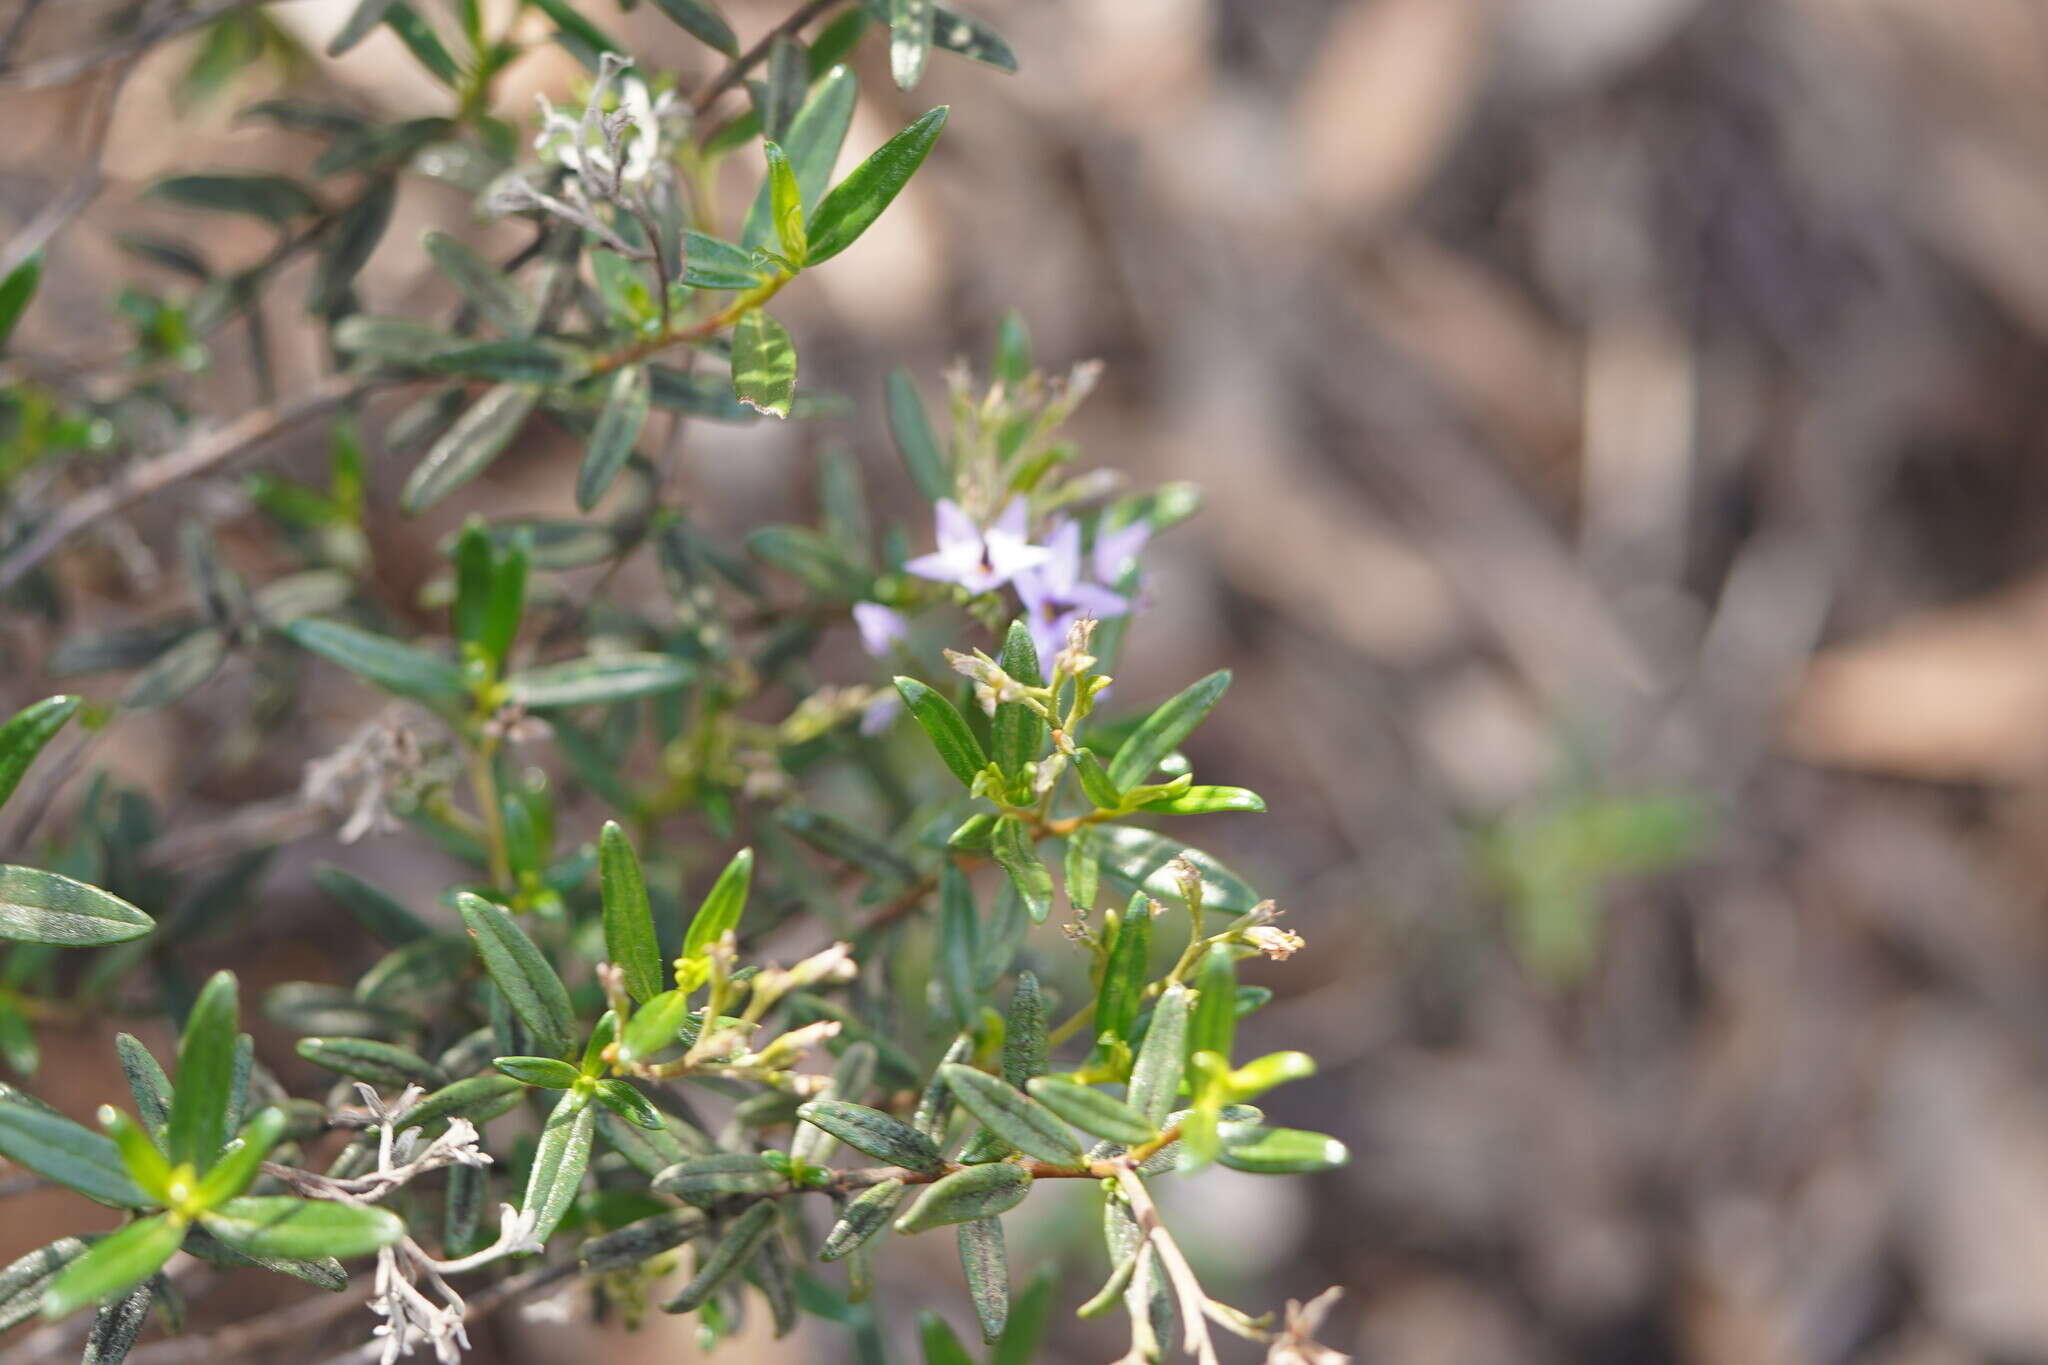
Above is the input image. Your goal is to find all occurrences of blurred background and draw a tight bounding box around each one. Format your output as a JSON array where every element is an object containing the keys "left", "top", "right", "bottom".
[{"left": 16, "top": 0, "right": 2048, "bottom": 1361}]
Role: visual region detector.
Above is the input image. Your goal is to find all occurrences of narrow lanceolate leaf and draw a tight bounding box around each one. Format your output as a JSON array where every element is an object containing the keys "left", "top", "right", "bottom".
[
  {"left": 0, "top": 867, "right": 152, "bottom": 947},
  {"left": 894, "top": 1162, "right": 1030, "bottom": 1234},
  {"left": 680, "top": 231, "right": 766, "bottom": 290},
  {"left": 580, "top": 1207, "right": 707, "bottom": 1272},
  {"left": 167, "top": 970, "right": 238, "bottom": 1171},
  {"left": 0, "top": 695, "right": 78, "bottom": 811},
  {"left": 1093, "top": 826, "right": 1261, "bottom": 914},
  {"left": 663, "top": 1199, "right": 777, "bottom": 1314},
  {"left": 193, "top": 1107, "right": 287, "bottom": 1206},
  {"left": 394, "top": 1074, "right": 524, "bottom": 1131},
  {"left": 932, "top": 5, "right": 1017, "bottom": 72},
  {"left": 85, "top": 1283, "right": 153, "bottom": 1360},
  {"left": 454, "top": 894, "right": 574, "bottom": 1058},
  {"left": 821, "top": 1179, "right": 905, "bottom": 1261},
  {"left": 599, "top": 822, "right": 662, "bottom": 1003},
  {"left": 921, "top": 1313, "right": 975, "bottom": 1365},
  {"left": 958, "top": 1217, "right": 1008, "bottom": 1343},
  {"left": 309, "top": 175, "right": 395, "bottom": 314},
  {"left": 1026, "top": 1077, "right": 1156, "bottom": 1145},
  {"left": 147, "top": 174, "right": 317, "bottom": 226},
  {"left": 732, "top": 310, "right": 796, "bottom": 419},
  {"left": 991, "top": 621, "right": 1043, "bottom": 778},
  {"left": 682, "top": 847, "right": 753, "bottom": 961},
  {"left": 886, "top": 369, "right": 949, "bottom": 499},
  {"left": 0, "top": 250, "right": 41, "bottom": 350},
  {"left": 1096, "top": 892, "right": 1153, "bottom": 1045},
  {"left": 593, "top": 1079, "right": 662, "bottom": 1130},
  {"left": 805, "top": 107, "right": 950, "bottom": 265},
  {"left": 597, "top": 1106, "right": 702, "bottom": 1177},
  {"left": 119, "top": 628, "right": 226, "bottom": 711},
  {"left": 942, "top": 1066, "right": 1082, "bottom": 1167},
  {"left": 502, "top": 653, "right": 692, "bottom": 709},
  {"left": 282, "top": 620, "right": 465, "bottom": 702},
  {"left": 649, "top": 0, "right": 739, "bottom": 55},
  {"left": 521, "top": 1090, "right": 595, "bottom": 1242},
  {"left": 399, "top": 383, "right": 540, "bottom": 514},
  {"left": 1188, "top": 945, "right": 1237, "bottom": 1066},
  {"left": 296, "top": 1037, "right": 445, "bottom": 1090},
  {"left": 893, "top": 677, "right": 986, "bottom": 788},
  {"left": 0, "top": 1095, "right": 150, "bottom": 1208},
  {"left": 422, "top": 229, "right": 532, "bottom": 337},
  {"left": 762, "top": 141, "right": 808, "bottom": 264},
  {"left": 578, "top": 364, "right": 650, "bottom": 511},
  {"left": 0, "top": 1238, "right": 88, "bottom": 1332},
  {"left": 989, "top": 819, "right": 1052, "bottom": 924},
  {"left": 796, "top": 1101, "right": 943, "bottom": 1173},
  {"left": 493, "top": 1056, "right": 580, "bottom": 1089},
  {"left": 1002, "top": 972, "right": 1047, "bottom": 1086},
  {"left": 202, "top": 1196, "right": 405, "bottom": 1259},
  {"left": 1137, "top": 785, "right": 1266, "bottom": 815},
  {"left": 616, "top": 989, "right": 693, "bottom": 1065},
  {"left": 938, "top": 864, "right": 979, "bottom": 1031},
  {"left": 428, "top": 339, "right": 581, "bottom": 384},
  {"left": 1129, "top": 986, "right": 1190, "bottom": 1130},
  {"left": 890, "top": 0, "right": 934, "bottom": 90},
  {"left": 312, "top": 864, "right": 431, "bottom": 947},
  {"left": 653, "top": 1152, "right": 786, "bottom": 1206},
  {"left": 990, "top": 1264, "right": 1056, "bottom": 1365},
  {"left": 741, "top": 67, "right": 857, "bottom": 251},
  {"left": 39, "top": 1215, "right": 182, "bottom": 1320},
  {"left": 1216, "top": 1127, "right": 1350, "bottom": 1175},
  {"left": 328, "top": 0, "right": 397, "bottom": 54},
  {"left": 1107, "top": 671, "right": 1230, "bottom": 789}
]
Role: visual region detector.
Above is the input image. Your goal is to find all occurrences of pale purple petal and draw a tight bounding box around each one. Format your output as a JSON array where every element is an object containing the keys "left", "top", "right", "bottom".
[
  {"left": 1028, "top": 608, "right": 1078, "bottom": 666},
  {"left": 989, "top": 497, "right": 1031, "bottom": 542},
  {"left": 1065, "top": 582, "right": 1129, "bottom": 618},
  {"left": 933, "top": 499, "right": 980, "bottom": 553},
  {"left": 1093, "top": 520, "right": 1151, "bottom": 585},
  {"left": 1042, "top": 520, "right": 1083, "bottom": 597},
  {"left": 859, "top": 692, "right": 902, "bottom": 736},
  {"left": 852, "top": 603, "right": 910, "bottom": 657},
  {"left": 983, "top": 531, "right": 1052, "bottom": 585}
]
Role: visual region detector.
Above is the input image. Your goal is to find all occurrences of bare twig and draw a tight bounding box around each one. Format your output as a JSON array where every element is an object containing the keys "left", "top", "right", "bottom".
[{"left": 0, "top": 374, "right": 374, "bottom": 594}]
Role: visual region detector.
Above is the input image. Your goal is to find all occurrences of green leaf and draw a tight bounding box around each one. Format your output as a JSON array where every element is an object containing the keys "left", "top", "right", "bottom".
[
  {"left": 580, "top": 1206, "right": 708, "bottom": 1272},
  {"left": 653, "top": 1152, "right": 787, "bottom": 1205},
  {"left": 754, "top": 33, "right": 807, "bottom": 144},
  {"left": 886, "top": 369, "right": 950, "bottom": 499},
  {"left": 1064, "top": 825, "right": 1099, "bottom": 913},
  {"left": 1025, "top": 1077, "right": 1155, "bottom": 1145},
  {"left": 649, "top": 0, "right": 739, "bottom": 55},
  {"left": 332, "top": 315, "right": 455, "bottom": 366},
  {"left": 502, "top": 652, "right": 692, "bottom": 709},
  {"left": 1215, "top": 1126, "right": 1350, "bottom": 1175},
  {"left": 147, "top": 174, "right": 317, "bottom": 226},
  {"left": 1001, "top": 972, "right": 1047, "bottom": 1086},
  {"left": 422, "top": 229, "right": 533, "bottom": 337},
  {"left": 282, "top": 619, "right": 465, "bottom": 702},
  {"left": 823, "top": 1178, "right": 906, "bottom": 1264},
  {"left": 396, "top": 1074, "right": 525, "bottom": 1131},
  {"left": 932, "top": 5, "right": 1017, "bottom": 73},
  {"left": 201, "top": 1196, "right": 404, "bottom": 1258},
  {"left": 0, "top": 1237, "right": 89, "bottom": 1332},
  {"left": 1094, "top": 892, "right": 1153, "bottom": 1046},
  {"left": 308, "top": 175, "right": 395, "bottom": 314},
  {"left": 890, "top": 0, "right": 936, "bottom": 90},
  {"left": 167, "top": 970, "right": 238, "bottom": 1171},
  {"left": 0, "top": 1093, "right": 150, "bottom": 1208},
  {"left": 494, "top": 1056, "right": 580, "bottom": 1088},
  {"left": 1093, "top": 826, "right": 1261, "bottom": 914},
  {"left": 119, "top": 627, "right": 227, "bottom": 711},
  {"left": 531, "top": 0, "right": 621, "bottom": 59},
  {"left": 615, "top": 988, "right": 692, "bottom": 1065},
  {"left": 328, "top": 0, "right": 398, "bottom": 55},
  {"left": 894, "top": 677, "right": 986, "bottom": 788},
  {"left": 428, "top": 339, "right": 581, "bottom": 384},
  {"left": 805, "top": 107, "right": 949, "bottom": 265},
  {"left": 680, "top": 231, "right": 768, "bottom": 291},
  {"left": 1136, "top": 785, "right": 1265, "bottom": 815},
  {"left": 39, "top": 1214, "right": 182, "bottom": 1319},
  {"left": 741, "top": 67, "right": 857, "bottom": 251},
  {"left": 381, "top": 3, "right": 459, "bottom": 83},
  {"left": 354, "top": 935, "right": 472, "bottom": 1012},
  {"left": 578, "top": 364, "right": 651, "bottom": 511},
  {"left": 663, "top": 1199, "right": 777, "bottom": 1313},
  {"left": 1128, "top": 985, "right": 1189, "bottom": 1129},
  {"left": 0, "top": 250, "right": 40, "bottom": 350},
  {"left": 777, "top": 808, "right": 916, "bottom": 885},
  {"left": 942, "top": 1065, "right": 1081, "bottom": 1166},
  {"left": 0, "top": 867, "right": 152, "bottom": 947},
  {"left": 990, "top": 621, "right": 1043, "bottom": 779},
  {"left": 455, "top": 893, "right": 574, "bottom": 1058},
  {"left": 521, "top": 1089, "right": 595, "bottom": 1242},
  {"left": 732, "top": 310, "right": 797, "bottom": 419},
  {"left": 1107, "top": 671, "right": 1229, "bottom": 789},
  {"left": 988, "top": 819, "right": 1052, "bottom": 924},
  {"left": 762, "top": 141, "right": 808, "bottom": 265},
  {"left": 958, "top": 1216, "right": 1007, "bottom": 1342},
  {"left": 894, "top": 1162, "right": 1030, "bottom": 1234},
  {"left": 399, "top": 382, "right": 541, "bottom": 514},
  {"left": 593, "top": 1079, "right": 662, "bottom": 1130},
  {"left": 682, "top": 846, "right": 753, "bottom": 961},
  {"left": 796, "top": 1101, "right": 944, "bottom": 1173},
  {"left": 1187, "top": 945, "right": 1237, "bottom": 1067},
  {"left": 1074, "top": 750, "right": 1123, "bottom": 811},
  {"left": 920, "top": 1312, "right": 975, "bottom": 1365},
  {"left": 598, "top": 823, "right": 662, "bottom": 1003},
  {"left": 938, "top": 863, "right": 979, "bottom": 1031},
  {"left": 295, "top": 1037, "right": 444, "bottom": 1089},
  {"left": 193, "top": 1106, "right": 286, "bottom": 1206},
  {"left": 0, "top": 696, "right": 79, "bottom": 811}
]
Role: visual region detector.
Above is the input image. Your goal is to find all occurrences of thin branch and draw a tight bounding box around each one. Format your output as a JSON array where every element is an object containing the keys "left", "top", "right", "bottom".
[
  {"left": 0, "top": 374, "right": 375, "bottom": 594},
  {"left": 687, "top": 0, "right": 843, "bottom": 116},
  {"left": 0, "top": 0, "right": 276, "bottom": 90}
]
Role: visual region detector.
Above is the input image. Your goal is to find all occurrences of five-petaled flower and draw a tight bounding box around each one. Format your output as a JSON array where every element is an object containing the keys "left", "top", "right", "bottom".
[
  {"left": 1015, "top": 519, "right": 1131, "bottom": 663},
  {"left": 905, "top": 498, "right": 1051, "bottom": 595},
  {"left": 852, "top": 602, "right": 910, "bottom": 657}
]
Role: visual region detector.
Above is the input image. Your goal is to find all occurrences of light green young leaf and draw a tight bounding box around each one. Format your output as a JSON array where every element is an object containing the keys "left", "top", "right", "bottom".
[
  {"left": 681, "top": 846, "right": 754, "bottom": 961},
  {"left": 167, "top": 970, "right": 239, "bottom": 1171},
  {"left": 741, "top": 67, "right": 857, "bottom": 251},
  {"left": 732, "top": 310, "right": 796, "bottom": 419},
  {"left": 494, "top": 1056, "right": 580, "bottom": 1089},
  {"left": 38, "top": 1214, "right": 182, "bottom": 1320},
  {"left": 599, "top": 822, "right": 662, "bottom": 1003},
  {"left": 1215, "top": 1126, "right": 1351, "bottom": 1175},
  {"left": 1136, "top": 785, "right": 1266, "bottom": 815},
  {"left": 762, "top": 141, "right": 808, "bottom": 265},
  {"left": 201, "top": 1196, "right": 405, "bottom": 1259}
]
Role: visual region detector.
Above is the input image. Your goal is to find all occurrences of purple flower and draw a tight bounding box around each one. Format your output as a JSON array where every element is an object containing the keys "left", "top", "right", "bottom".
[
  {"left": 904, "top": 498, "right": 1051, "bottom": 595},
  {"left": 1015, "top": 520, "right": 1129, "bottom": 663},
  {"left": 859, "top": 692, "right": 902, "bottom": 736},
  {"left": 852, "top": 603, "right": 909, "bottom": 658},
  {"left": 1092, "top": 518, "right": 1151, "bottom": 587}
]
